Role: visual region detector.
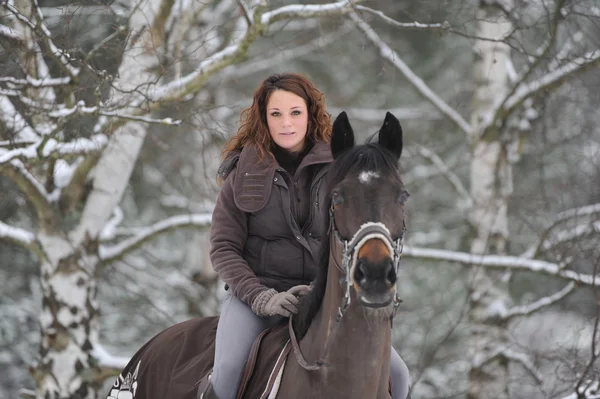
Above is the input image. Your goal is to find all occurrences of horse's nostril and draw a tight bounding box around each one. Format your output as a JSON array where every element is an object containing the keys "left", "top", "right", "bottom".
[
  {"left": 354, "top": 262, "right": 366, "bottom": 283},
  {"left": 387, "top": 261, "right": 396, "bottom": 285}
]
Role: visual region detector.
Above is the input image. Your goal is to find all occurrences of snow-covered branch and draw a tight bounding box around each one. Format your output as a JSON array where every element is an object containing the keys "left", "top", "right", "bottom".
[
  {"left": 355, "top": 5, "right": 449, "bottom": 30},
  {"left": 499, "top": 282, "right": 576, "bottom": 320},
  {"left": 0, "top": 96, "right": 40, "bottom": 142},
  {"left": 154, "top": 0, "right": 363, "bottom": 103},
  {"left": 485, "top": 49, "right": 600, "bottom": 131},
  {"left": 0, "top": 75, "right": 72, "bottom": 87},
  {"left": 500, "top": 349, "right": 543, "bottom": 384},
  {"left": 218, "top": 22, "right": 353, "bottom": 80},
  {"left": 0, "top": 23, "right": 23, "bottom": 42},
  {"left": 472, "top": 346, "right": 543, "bottom": 384},
  {"left": 414, "top": 145, "right": 472, "bottom": 205},
  {"left": 554, "top": 203, "right": 600, "bottom": 224},
  {"left": 48, "top": 101, "right": 181, "bottom": 125},
  {"left": 98, "top": 213, "right": 213, "bottom": 265},
  {"left": 0, "top": 220, "right": 38, "bottom": 251},
  {"left": 560, "top": 380, "right": 600, "bottom": 399},
  {"left": 525, "top": 203, "right": 600, "bottom": 258},
  {"left": 403, "top": 246, "right": 600, "bottom": 286},
  {"left": 350, "top": 12, "right": 473, "bottom": 137},
  {"left": 3, "top": 0, "right": 80, "bottom": 78},
  {"left": 262, "top": 0, "right": 362, "bottom": 25},
  {"left": 0, "top": 135, "right": 108, "bottom": 165}
]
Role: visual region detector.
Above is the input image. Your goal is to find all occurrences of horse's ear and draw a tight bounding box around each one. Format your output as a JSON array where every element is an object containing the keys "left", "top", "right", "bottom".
[
  {"left": 331, "top": 111, "right": 355, "bottom": 159},
  {"left": 378, "top": 112, "right": 403, "bottom": 159}
]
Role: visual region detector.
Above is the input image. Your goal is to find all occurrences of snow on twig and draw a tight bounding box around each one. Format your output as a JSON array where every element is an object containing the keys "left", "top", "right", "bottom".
[{"left": 350, "top": 12, "right": 472, "bottom": 136}]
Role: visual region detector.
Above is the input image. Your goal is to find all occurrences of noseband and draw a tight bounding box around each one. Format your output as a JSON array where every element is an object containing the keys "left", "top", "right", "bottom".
[{"left": 289, "top": 206, "right": 405, "bottom": 371}]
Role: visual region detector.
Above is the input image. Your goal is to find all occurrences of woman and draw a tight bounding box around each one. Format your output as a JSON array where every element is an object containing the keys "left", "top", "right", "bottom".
[{"left": 208, "top": 73, "right": 410, "bottom": 399}]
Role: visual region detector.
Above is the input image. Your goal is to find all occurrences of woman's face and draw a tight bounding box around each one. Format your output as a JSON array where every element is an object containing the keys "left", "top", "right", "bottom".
[{"left": 266, "top": 89, "right": 308, "bottom": 153}]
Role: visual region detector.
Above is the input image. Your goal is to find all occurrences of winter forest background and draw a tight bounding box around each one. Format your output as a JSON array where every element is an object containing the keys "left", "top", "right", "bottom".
[{"left": 1, "top": 0, "right": 599, "bottom": 398}]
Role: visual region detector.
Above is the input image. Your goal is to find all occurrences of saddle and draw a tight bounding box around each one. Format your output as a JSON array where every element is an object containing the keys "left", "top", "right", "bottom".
[{"left": 196, "top": 322, "right": 290, "bottom": 399}]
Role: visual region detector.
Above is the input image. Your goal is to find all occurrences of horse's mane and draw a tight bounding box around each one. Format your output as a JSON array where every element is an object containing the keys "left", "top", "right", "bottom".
[{"left": 292, "top": 141, "right": 400, "bottom": 339}]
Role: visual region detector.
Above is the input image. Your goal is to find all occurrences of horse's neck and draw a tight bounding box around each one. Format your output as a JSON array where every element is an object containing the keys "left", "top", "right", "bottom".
[{"left": 298, "top": 257, "right": 392, "bottom": 394}]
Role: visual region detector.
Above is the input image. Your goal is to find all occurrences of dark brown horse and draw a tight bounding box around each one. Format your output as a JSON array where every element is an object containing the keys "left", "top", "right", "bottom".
[{"left": 105, "top": 111, "right": 410, "bottom": 399}]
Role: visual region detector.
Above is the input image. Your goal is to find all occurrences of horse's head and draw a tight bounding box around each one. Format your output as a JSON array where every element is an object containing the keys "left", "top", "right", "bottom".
[{"left": 327, "top": 111, "right": 408, "bottom": 309}]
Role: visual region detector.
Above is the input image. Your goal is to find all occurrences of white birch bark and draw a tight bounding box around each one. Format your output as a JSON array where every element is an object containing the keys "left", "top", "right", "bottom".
[
  {"left": 32, "top": 0, "right": 169, "bottom": 396},
  {"left": 468, "top": 1, "right": 514, "bottom": 398}
]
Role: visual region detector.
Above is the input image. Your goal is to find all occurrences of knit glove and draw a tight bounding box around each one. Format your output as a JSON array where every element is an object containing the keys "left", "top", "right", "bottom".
[
  {"left": 251, "top": 288, "right": 300, "bottom": 317},
  {"left": 287, "top": 284, "right": 312, "bottom": 297}
]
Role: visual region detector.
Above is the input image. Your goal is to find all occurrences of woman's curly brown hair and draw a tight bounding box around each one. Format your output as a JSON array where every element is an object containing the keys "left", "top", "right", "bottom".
[{"left": 221, "top": 73, "right": 332, "bottom": 162}]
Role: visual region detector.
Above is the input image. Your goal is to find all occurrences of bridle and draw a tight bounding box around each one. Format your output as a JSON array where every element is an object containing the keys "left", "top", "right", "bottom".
[
  {"left": 288, "top": 206, "right": 405, "bottom": 371},
  {"left": 328, "top": 207, "right": 405, "bottom": 322}
]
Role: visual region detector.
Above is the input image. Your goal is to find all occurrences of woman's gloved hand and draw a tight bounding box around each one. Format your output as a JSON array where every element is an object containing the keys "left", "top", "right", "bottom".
[{"left": 251, "top": 286, "right": 307, "bottom": 317}]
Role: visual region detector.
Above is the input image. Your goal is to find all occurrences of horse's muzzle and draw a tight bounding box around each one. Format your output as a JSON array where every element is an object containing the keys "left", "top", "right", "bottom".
[{"left": 352, "top": 257, "right": 397, "bottom": 308}]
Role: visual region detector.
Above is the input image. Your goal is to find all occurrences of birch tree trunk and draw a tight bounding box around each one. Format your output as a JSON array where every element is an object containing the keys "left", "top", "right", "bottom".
[
  {"left": 468, "top": 1, "right": 514, "bottom": 398},
  {"left": 32, "top": 0, "right": 168, "bottom": 396}
]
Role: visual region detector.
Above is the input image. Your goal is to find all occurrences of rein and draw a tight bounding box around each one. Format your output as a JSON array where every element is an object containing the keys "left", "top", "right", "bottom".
[{"left": 288, "top": 207, "right": 405, "bottom": 371}]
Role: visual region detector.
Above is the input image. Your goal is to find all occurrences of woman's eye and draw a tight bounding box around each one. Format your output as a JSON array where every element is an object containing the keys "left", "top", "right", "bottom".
[
  {"left": 292, "top": 110, "right": 301, "bottom": 115},
  {"left": 270, "top": 112, "right": 280, "bottom": 117}
]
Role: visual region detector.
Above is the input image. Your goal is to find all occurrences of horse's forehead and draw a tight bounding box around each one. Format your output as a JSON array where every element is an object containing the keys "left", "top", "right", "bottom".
[{"left": 357, "top": 170, "right": 380, "bottom": 185}]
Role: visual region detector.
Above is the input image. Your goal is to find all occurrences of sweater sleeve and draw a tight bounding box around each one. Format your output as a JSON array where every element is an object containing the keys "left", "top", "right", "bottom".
[{"left": 209, "top": 170, "right": 268, "bottom": 306}]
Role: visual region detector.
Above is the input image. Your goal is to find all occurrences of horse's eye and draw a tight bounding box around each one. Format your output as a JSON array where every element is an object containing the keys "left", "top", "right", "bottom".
[
  {"left": 332, "top": 191, "right": 344, "bottom": 205},
  {"left": 398, "top": 190, "right": 410, "bottom": 203}
]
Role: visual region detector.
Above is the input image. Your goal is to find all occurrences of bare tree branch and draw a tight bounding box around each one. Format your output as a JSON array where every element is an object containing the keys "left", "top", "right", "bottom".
[
  {"left": 350, "top": 12, "right": 473, "bottom": 136},
  {"left": 0, "top": 161, "right": 55, "bottom": 229},
  {"left": 414, "top": 145, "right": 472, "bottom": 206}
]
